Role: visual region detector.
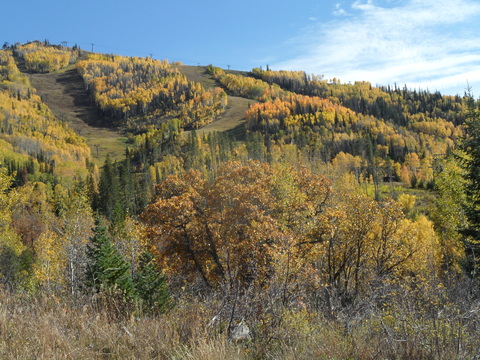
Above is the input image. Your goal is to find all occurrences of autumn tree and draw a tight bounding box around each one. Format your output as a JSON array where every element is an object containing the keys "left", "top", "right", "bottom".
[
  {"left": 309, "top": 191, "right": 440, "bottom": 308},
  {"left": 430, "top": 156, "right": 466, "bottom": 273},
  {"left": 58, "top": 184, "right": 94, "bottom": 295},
  {"left": 141, "top": 160, "right": 332, "bottom": 289},
  {"left": 0, "top": 169, "right": 27, "bottom": 289},
  {"left": 32, "top": 231, "right": 66, "bottom": 292}
]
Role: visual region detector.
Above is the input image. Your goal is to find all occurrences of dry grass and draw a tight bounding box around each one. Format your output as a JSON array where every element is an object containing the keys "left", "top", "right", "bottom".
[
  {"left": 0, "top": 291, "right": 241, "bottom": 359},
  {"left": 1, "top": 286, "right": 480, "bottom": 359}
]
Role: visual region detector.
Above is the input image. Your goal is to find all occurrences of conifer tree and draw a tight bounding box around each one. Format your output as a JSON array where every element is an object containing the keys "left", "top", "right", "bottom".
[
  {"left": 134, "top": 251, "right": 171, "bottom": 313},
  {"left": 458, "top": 91, "right": 480, "bottom": 276},
  {"left": 85, "top": 221, "right": 134, "bottom": 298},
  {"left": 98, "top": 156, "right": 123, "bottom": 222}
]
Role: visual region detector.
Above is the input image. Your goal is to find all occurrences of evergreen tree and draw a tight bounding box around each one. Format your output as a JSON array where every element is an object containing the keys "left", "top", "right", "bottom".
[
  {"left": 458, "top": 91, "right": 480, "bottom": 276},
  {"left": 118, "top": 155, "right": 136, "bottom": 216},
  {"left": 98, "top": 156, "right": 124, "bottom": 223},
  {"left": 246, "top": 132, "right": 265, "bottom": 161},
  {"left": 85, "top": 221, "right": 134, "bottom": 298},
  {"left": 134, "top": 251, "right": 171, "bottom": 313},
  {"left": 184, "top": 130, "right": 201, "bottom": 170}
]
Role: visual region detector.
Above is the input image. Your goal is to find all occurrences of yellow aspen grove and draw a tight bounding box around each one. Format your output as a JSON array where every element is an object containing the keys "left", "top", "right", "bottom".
[
  {"left": 76, "top": 54, "right": 227, "bottom": 131},
  {"left": 32, "top": 231, "right": 66, "bottom": 291}
]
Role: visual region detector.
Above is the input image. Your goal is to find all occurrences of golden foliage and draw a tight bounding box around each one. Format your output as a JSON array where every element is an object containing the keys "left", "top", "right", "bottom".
[
  {"left": 77, "top": 55, "right": 227, "bottom": 130},
  {"left": 141, "top": 161, "right": 331, "bottom": 288},
  {"left": 14, "top": 42, "right": 79, "bottom": 73},
  {"left": 32, "top": 231, "right": 66, "bottom": 290},
  {"left": 0, "top": 50, "right": 91, "bottom": 185}
]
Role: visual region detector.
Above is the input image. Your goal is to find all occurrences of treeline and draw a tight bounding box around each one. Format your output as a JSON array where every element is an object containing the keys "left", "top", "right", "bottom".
[
  {"left": 77, "top": 55, "right": 227, "bottom": 131},
  {"left": 207, "top": 64, "right": 286, "bottom": 101},
  {"left": 250, "top": 67, "right": 466, "bottom": 126}
]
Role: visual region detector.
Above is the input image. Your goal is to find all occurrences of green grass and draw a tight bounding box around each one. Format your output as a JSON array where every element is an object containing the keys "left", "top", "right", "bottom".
[
  {"left": 358, "top": 181, "right": 436, "bottom": 219},
  {"left": 178, "top": 65, "right": 219, "bottom": 90},
  {"left": 86, "top": 135, "right": 129, "bottom": 165}
]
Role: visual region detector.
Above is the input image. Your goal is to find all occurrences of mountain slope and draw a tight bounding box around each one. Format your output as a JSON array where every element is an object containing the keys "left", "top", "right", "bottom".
[
  {"left": 179, "top": 65, "right": 256, "bottom": 140},
  {"left": 28, "top": 67, "right": 128, "bottom": 164}
]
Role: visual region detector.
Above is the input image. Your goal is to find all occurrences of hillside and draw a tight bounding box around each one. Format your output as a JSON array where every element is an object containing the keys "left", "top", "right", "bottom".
[
  {"left": 2, "top": 41, "right": 480, "bottom": 359},
  {"left": 0, "top": 47, "right": 92, "bottom": 186},
  {"left": 22, "top": 54, "right": 254, "bottom": 164},
  {"left": 179, "top": 65, "right": 256, "bottom": 140},
  {"left": 29, "top": 67, "right": 128, "bottom": 164}
]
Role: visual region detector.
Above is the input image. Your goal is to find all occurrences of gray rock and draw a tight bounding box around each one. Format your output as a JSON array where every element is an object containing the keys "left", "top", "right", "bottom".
[{"left": 230, "top": 321, "right": 251, "bottom": 341}]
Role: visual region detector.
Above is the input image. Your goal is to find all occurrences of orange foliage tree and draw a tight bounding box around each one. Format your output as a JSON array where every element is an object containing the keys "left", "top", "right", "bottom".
[
  {"left": 142, "top": 160, "right": 441, "bottom": 305},
  {"left": 141, "top": 160, "right": 332, "bottom": 289}
]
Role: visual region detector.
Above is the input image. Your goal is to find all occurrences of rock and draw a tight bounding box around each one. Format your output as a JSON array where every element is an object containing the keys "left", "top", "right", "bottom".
[{"left": 230, "top": 321, "right": 251, "bottom": 341}]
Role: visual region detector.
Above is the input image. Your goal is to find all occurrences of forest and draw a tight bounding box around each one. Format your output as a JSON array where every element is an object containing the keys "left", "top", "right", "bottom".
[{"left": 0, "top": 41, "right": 480, "bottom": 359}]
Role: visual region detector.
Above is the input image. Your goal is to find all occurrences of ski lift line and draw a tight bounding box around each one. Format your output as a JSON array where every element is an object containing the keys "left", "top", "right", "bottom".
[{"left": 74, "top": 41, "right": 206, "bottom": 66}]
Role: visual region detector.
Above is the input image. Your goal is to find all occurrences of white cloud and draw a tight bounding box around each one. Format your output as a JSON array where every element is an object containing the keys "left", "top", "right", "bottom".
[
  {"left": 333, "top": 3, "right": 349, "bottom": 16},
  {"left": 274, "top": 0, "right": 480, "bottom": 95},
  {"left": 352, "top": 0, "right": 375, "bottom": 11}
]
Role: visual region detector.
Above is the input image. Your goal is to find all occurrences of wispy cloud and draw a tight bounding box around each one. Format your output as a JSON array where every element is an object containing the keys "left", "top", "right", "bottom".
[
  {"left": 333, "top": 3, "right": 348, "bottom": 16},
  {"left": 274, "top": 0, "right": 480, "bottom": 95}
]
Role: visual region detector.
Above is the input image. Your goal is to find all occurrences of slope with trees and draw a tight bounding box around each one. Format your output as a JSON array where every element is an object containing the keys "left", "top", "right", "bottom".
[
  {"left": 77, "top": 55, "right": 228, "bottom": 132},
  {"left": 13, "top": 40, "right": 81, "bottom": 73},
  {"left": 0, "top": 49, "right": 92, "bottom": 185},
  {"left": 2, "top": 41, "right": 480, "bottom": 359}
]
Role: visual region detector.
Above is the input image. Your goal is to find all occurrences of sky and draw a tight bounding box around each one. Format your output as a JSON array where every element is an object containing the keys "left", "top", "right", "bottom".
[{"left": 2, "top": 0, "right": 480, "bottom": 96}]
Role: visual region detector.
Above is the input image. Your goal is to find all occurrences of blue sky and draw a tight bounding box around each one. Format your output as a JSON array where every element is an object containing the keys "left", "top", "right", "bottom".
[{"left": 2, "top": 0, "right": 480, "bottom": 96}]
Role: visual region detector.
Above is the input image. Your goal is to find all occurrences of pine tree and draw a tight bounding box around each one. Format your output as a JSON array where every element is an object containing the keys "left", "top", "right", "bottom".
[
  {"left": 98, "top": 156, "right": 124, "bottom": 223},
  {"left": 119, "top": 152, "right": 136, "bottom": 216},
  {"left": 458, "top": 91, "right": 480, "bottom": 276},
  {"left": 134, "top": 251, "right": 171, "bottom": 313},
  {"left": 85, "top": 221, "right": 134, "bottom": 298}
]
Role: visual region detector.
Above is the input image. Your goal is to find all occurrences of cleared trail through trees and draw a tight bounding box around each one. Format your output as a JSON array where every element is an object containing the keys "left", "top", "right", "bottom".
[
  {"left": 29, "top": 67, "right": 128, "bottom": 164},
  {"left": 27, "top": 64, "right": 253, "bottom": 167},
  {"left": 180, "top": 65, "right": 255, "bottom": 141}
]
